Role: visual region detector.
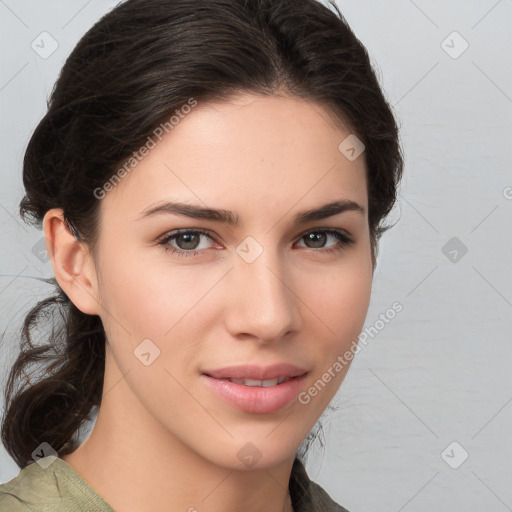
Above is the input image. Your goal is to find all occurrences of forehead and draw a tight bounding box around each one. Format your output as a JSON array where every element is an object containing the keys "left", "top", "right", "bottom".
[{"left": 100, "top": 93, "right": 367, "bottom": 221}]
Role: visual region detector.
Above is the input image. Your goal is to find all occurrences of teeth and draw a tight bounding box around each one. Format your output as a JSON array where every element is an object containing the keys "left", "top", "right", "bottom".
[{"left": 229, "top": 377, "right": 289, "bottom": 387}]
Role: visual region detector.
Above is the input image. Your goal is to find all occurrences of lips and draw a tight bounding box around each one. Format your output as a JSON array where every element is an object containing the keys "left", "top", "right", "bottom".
[
  {"left": 200, "top": 363, "right": 309, "bottom": 413},
  {"left": 202, "top": 363, "right": 307, "bottom": 381},
  {"left": 228, "top": 377, "right": 290, "bottom": 387}
]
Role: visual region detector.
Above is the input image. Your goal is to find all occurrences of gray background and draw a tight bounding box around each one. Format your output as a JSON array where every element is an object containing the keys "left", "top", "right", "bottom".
[{"left": 1, "top": 1, "right": 511, "bottom": 511}]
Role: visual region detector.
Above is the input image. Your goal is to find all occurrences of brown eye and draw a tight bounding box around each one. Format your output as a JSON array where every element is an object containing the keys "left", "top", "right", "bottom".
[
  {"left": 158, "top": 229, "right": 215, "bottom": 257},
  {"left": 297, "top": 230, "right": 354, "bottom": 252},
  {"left": 173, "top": 232, "right": 201, "bottom": 250}
]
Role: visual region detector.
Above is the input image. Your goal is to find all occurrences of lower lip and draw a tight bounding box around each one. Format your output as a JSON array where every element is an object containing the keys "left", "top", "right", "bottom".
[{"left": 200, "top": 374, "right": 307, "bottom": 414}]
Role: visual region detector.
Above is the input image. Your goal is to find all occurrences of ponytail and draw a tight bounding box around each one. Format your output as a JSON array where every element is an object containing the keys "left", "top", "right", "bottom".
[{"left": 1, "top": 281, "right": 105, "bottom": 468}]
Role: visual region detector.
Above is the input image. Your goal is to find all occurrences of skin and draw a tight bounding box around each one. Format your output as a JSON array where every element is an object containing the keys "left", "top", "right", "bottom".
[{"left": 44, "top": 91, "right": 374, "bottom": 512}]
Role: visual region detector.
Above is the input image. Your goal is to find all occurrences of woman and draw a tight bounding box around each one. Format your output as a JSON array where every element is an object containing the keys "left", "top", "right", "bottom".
[{"left": 0, "top": 0, "right": 403, "bottom": 510}]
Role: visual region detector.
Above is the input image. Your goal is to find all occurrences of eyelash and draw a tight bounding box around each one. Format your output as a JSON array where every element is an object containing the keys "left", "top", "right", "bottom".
[{"left": 157, "top": 228, "right": 354, "bottom": 258}]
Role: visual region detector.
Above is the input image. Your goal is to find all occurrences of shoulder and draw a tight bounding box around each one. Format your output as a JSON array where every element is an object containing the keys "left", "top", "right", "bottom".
[
  {"left": 0, "top": 456, "right": 115, "bottom": 512},
  {"left": 307, "top": 478, "right": 351, "bottom": 512},
  {"left": 0, "top": 458, "right": 56, "bottom": 512},
  {"left": 289, "top": 457, "right": 351, "bottom": 512}
]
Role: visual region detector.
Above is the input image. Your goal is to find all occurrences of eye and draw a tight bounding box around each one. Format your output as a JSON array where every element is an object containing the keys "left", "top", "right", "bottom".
[
  {"left": 296, "top": 229, "right": 354, "bottom": 253},
  {"left": 158, "top": 229, "right": 216, "bottom": 258}
]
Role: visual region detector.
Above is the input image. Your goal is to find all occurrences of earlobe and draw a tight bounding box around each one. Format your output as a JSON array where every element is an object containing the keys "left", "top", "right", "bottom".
[{"left": 43, "top": 208, "right": 101, "bottom": 316}]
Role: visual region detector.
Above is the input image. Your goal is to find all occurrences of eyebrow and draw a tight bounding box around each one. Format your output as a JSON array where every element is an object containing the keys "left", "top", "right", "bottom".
[{"left": 136, "top": 199, "right": 365, "bottom": 225}]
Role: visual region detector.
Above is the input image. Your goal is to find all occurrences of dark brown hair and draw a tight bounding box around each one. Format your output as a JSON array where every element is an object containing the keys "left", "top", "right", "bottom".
[{"left": 1, "top": 0, "right": 403, "bottom": 469}]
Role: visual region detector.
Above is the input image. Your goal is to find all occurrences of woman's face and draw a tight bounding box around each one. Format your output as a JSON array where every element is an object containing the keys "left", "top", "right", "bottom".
[{"left": 90, "top": 92, "right": 373, "bottom": 469}]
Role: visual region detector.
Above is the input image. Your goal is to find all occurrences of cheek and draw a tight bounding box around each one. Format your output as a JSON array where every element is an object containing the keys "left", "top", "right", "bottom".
[
  {"left": 302, "top": 253, "right": 373, "bottom": 344},
  {"left": 97, "top": 248, "right": 223, "bottom": 359},
  {"left": 293, "top": 255, "right": 372, "bottom": 416},
  {"left": 94, "top": 244, "right": 171, "bottom": 355}
]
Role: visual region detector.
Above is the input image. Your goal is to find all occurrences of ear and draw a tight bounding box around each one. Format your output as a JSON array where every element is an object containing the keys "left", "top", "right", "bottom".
[{"left": 43, "top": 208, "right": 102, "bottom": 316}]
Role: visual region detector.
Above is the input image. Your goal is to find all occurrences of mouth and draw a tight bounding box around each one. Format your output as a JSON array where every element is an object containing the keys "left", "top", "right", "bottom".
[
  {"left": 200, "top": 365, "right": 308, "bottom": 414},
  {"left": 219, "top": 376, "right": 293, "bottom": 387},
  {"left": 202, "top": 362, "right": 307, "bottom": 382}
]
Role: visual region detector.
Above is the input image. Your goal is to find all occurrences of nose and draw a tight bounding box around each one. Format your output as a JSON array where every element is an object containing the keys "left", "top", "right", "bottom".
[{"left": 223, "top": 242, "right": 301, "bottom": 344}]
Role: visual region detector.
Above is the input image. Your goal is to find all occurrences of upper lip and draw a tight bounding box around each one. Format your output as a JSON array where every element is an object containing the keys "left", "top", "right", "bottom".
[{"left": 203, "top": 363, "right": 307, "bottom": 381}]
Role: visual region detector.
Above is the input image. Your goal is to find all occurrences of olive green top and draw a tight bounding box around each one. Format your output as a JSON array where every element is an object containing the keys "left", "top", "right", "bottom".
[{"left": 0, "top": 456, "right": 349, "bottom": 511}]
